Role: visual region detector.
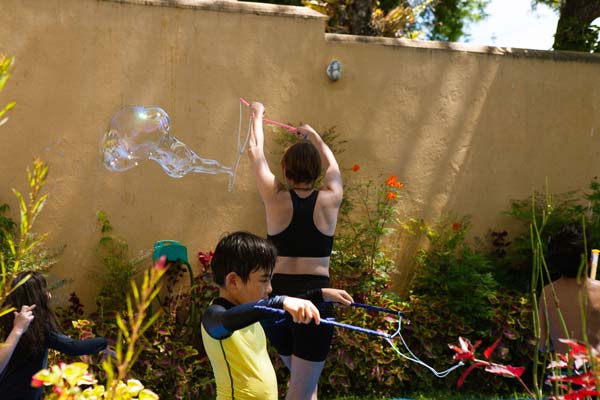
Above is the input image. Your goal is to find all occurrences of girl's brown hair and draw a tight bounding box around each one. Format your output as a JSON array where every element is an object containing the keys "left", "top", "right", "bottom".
[
  {"left": 0, "top": 272, "right": 61, "bottom": 353},
  {"left": 281, "top": 141, "right": 321, "bottom": 185}
]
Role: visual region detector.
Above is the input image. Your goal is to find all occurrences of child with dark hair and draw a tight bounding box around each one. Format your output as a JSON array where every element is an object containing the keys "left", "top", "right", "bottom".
[
  {"left": 0, "top": 272, "right": 109, "bottom": 400},
  {"left": 539, "top": 224, "right": 600, "bottom": 353},
  {"left": 547, "top": 223, "right": 589, "bottom": 278},
  {"left": 201, "top": 231, "right": 352, "bottom": 400}
]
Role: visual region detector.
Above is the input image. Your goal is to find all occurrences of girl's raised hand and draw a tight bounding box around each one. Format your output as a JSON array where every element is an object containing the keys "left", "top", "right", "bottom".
[
  {"left": 13, "top": 304, "right": 35, "bottom": 334},
  {"left": 249, "top": 102, "right": 265, "bottom": 118},
  {"left": 322, "top": 288, "right": 353, "bottom": 306},
  {"left": 102, "top": 346, "right": 117, "bottom": 361},
  {"left": 296, "top": 124, "right": 317, "bottom": 140}
]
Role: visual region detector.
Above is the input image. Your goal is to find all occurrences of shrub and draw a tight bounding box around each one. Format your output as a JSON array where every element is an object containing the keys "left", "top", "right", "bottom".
[
  {"left": 132, "top": 250, "right": 218, "bottom": 399},
  {"left": 504, "top": 178, "right": 600, "bottom": 289},
  {"left": 37, "top": 259, "right": 168, "bottom": 399},
  {"left": 0, "top": 158, "right": 52, "bottom": 318},
  {"left": 54, "top": 248, "right": 219, "bottom": 399},
  {"left": 320, "top": 293, "right": 409, "bottom": 398},
  {"left": 92, "top": 211, "right": 147, "bottom": 314},
  {"left": 316, "top": 169, "right": 408, "bottom": 397},
  {"left": 400, "top": 215, "right": 534, "bottom": 395}
]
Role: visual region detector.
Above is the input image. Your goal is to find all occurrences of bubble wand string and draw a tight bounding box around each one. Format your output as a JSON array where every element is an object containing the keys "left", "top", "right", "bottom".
[
  {"left": 225, "top": 101, "right": 253, "bottom": 191},
  {"left": 255, "top": 302, "right": 464, "bottom": 378}
]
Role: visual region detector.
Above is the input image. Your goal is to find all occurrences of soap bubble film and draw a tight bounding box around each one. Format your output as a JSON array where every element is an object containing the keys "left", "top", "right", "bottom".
[{"left": 100, "top": 106, "right": 235, "bottom": 187}]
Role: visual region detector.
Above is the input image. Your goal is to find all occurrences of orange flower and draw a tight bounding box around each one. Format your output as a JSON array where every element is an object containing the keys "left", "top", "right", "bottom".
[
  {"left": 394, "top": 181, "right": 404, "bottom": 189},
  {"left": 386, "top": 175, "right": 398, "bottom": 186},
  {"left": 352, "top": 164, "right": 360, "bottom": 172},
  {"left": 386, "top": 192, "right": 397, "bottom": 200}
]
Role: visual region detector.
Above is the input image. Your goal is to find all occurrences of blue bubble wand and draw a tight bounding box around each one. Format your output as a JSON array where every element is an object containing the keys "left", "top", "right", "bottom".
[{"left": 255, "top": 302, "right": 464, "bottom": 378}]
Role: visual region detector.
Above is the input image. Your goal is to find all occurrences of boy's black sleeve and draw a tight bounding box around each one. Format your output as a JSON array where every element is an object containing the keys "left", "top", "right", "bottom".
[
  {"left": 47, "top": 330, "right": 108, "bottom": 356},
  {"left": 202, "top": 296, "right": 287, "bottom": 340}
]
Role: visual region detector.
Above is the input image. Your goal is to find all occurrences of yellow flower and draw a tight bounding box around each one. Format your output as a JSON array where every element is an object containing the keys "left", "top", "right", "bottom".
[
  {"left": 64, "top": 362, "right": 95, "bottom": 387},
  {"left": 82, "top": 384, "right": 106, "bottom": 399},
  {"left": 138, "top": 389, "right": 160, "bottom": 400},
  {"left": 127, "top": 379, "right": 145, "bottom": 396}
]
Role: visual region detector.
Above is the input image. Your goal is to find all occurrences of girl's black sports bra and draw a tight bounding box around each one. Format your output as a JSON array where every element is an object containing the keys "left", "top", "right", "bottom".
[{"left": 267, "top": 190, "right": 334, "bottom": 257}]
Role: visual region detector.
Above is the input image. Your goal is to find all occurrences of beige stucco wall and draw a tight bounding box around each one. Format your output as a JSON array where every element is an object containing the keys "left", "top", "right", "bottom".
[{"left": 1, "top": 0, "right": 599, "bottom": 306}]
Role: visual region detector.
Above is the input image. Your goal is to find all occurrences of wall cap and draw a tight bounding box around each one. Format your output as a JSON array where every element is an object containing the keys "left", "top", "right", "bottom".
[
  {"left": 102, "top": 0, "right": 328, "bottom": 19},
  {"left": 326, "top": 33, "right": 600, "bottom": 63}
]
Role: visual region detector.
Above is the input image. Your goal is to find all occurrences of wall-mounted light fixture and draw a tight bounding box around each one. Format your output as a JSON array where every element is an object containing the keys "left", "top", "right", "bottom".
[{"left": 326, "top": 60, "right": 342, "bottom": 82}]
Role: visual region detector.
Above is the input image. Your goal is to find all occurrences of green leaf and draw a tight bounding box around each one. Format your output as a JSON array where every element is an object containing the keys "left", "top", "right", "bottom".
[
  {"left": 140, "top": 311, "right": 162, "bottom": 336},
  {"left": 116, "top": 314, "right": 130, "bottom": 340}
]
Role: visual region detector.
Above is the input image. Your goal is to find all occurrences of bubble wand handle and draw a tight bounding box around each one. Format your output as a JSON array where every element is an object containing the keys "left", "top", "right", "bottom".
[
  {"left": 254, "top": 305, "right": 393, "bottom": 339},
  {"left": 240, "top": 98, "right": 299, "bottom": 135},
  {"left": 351, "top": 302, "right": 403, "bottom": 316},
  {"left": 591, "top": 249, "right": 599, "bottom": 280}
]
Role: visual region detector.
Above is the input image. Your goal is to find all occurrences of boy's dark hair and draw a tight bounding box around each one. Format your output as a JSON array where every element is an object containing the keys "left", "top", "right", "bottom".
[
  {"left": 211, "top": 231, "right": 277, "bottom": 286},
  {"left": 281, "top": 141, "right": 321, "bottom": 185},
  {"left": 547, "top": 223, "right": 589, "bottom": 278}
]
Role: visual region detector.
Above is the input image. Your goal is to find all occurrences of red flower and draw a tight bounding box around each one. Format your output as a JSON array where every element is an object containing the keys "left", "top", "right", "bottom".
[
  {"left": 548, "top": 370, "right": 596, "bottom": 386},
  {"left": 449, "top": 337, "right": 480, "bottom": 361},
  {"left": 153, "top": 255, "right": 167, "bottom": 271},
  {"left": 31, "top": 377, "right": 44, "bottom": 388},
  {"left": 352, "top": 164, "right": 360, "bottom": 172},
  {"left": 198, "top": 251, "right": 214, "bottom": 269},
  {"left": 386, "top": 192, "right": 397, "bottom": 200},
  {"left": 483, "top": 337, "right": 502, "bottom": 360},
  {"left": 452, "top": 223, "right": 461, "bottom": 231},
  {"left": 558, "top": 338, "right": 589, "bottom": 355},
  {"left": 484, "top": 364, "right": 525, "bottom": 379},
  {"left": 450, "top": 337, "right": 530, "bottom": 396},
  {"left": 386, "top": 175, "right": 398, "bottom": 186}
]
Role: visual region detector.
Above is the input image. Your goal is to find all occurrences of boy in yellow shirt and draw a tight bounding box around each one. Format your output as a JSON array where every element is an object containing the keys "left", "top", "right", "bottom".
[{"left": 201, "top": 231, "right": 352, "bottom": 399}]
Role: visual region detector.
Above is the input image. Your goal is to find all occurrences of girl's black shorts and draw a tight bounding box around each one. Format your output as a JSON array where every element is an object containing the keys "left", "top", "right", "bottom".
[{"left": 261, "top": 273, "right": 334, "bottom": 362}]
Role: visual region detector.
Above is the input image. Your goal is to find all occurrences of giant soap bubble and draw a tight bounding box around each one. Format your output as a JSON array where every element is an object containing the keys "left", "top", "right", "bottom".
[{"left": 101, "top": 106, "right": 238, "bottom": 190}]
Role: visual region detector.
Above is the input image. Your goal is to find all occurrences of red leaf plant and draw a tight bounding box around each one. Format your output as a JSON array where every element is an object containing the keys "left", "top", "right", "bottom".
[
  {"left": 545, "top": 339, "right": 600, "bottom": 400},
  {"left": 198, "top": 251, "right": 214, "bottom": 271},
  {"left": 449, "top": 337, "right": 532, "bottom": 398}
]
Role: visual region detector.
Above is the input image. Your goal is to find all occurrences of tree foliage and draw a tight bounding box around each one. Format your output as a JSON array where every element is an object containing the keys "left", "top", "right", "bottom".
[
  {"left": 247, "top": 0, "right": 490, "bottom": 40},
  {"left": 419, "top": 0, "right": 490, "bottom": 42},
  {"left": 534, "top": 0, "right": 600, "bottom": 52},
  {"left": 249, "top": 0, "right": 600, "bottom": 52}
]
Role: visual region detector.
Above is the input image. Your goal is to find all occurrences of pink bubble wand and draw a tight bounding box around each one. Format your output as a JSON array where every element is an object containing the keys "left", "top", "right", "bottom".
[
  {"left": 239, "top": 98, "right": 299, "bottom": 135},
  {"left": 228, "top": 98, "right": 302, "bottom": 191}
]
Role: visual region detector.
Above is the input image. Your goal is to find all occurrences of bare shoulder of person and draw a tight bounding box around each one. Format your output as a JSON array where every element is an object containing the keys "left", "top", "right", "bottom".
[
  {"left": 265, "top": 186, "right": 292, "bottom": 206},
  {"left": 316, "top": 189, "right": 342, "bottom": 209}
]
